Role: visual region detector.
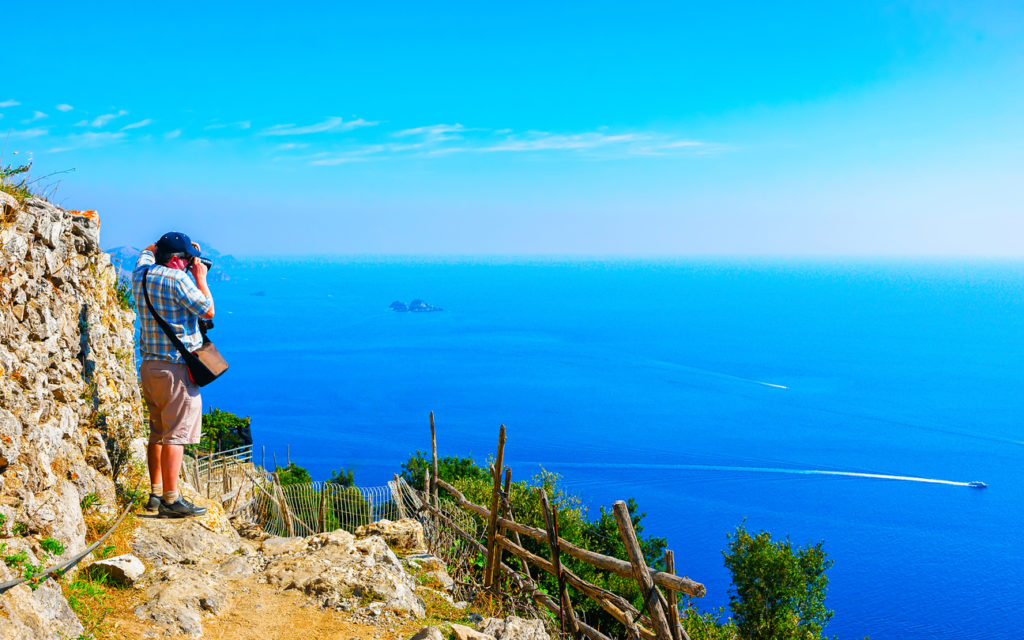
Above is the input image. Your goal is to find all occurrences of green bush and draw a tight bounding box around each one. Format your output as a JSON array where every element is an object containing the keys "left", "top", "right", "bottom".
[
  {"left": 275, "top": 462, "right": 312, "bottom": 486},
  {"left": 194, "top": 407, "right": 251, "bottom": 454},
  {"left": 723, "top": 525, "right": 833, "bottom": 640},
  {"left": 328, "top": 467, "right": 356, "bottom": 487}
]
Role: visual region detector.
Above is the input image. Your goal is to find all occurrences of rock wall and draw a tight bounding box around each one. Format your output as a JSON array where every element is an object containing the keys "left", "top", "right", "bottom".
[{"left": 0, "top": 193, "right": 147, "bottom": 638}]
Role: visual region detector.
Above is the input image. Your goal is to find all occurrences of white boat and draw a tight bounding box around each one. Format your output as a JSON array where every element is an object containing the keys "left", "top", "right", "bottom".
[{"left": 968, "top": 481, "right": 987, "bottom": 488}]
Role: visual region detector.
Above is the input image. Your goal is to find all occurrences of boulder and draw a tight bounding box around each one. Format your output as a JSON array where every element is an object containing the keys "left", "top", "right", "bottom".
[
  {"left": 410, "top": 626, "right": 447, "bottom": 640},
  {"left": 90, "top": 553, "right": 146, "bottom": 585},
  {"left": 263, "top": 529, "right": 425, "bottom": 617},
  {"left": 260, "top": 535, "right": 307, "bottom": 556},
  {"left": 477, "top": 616, "right": 551, "bottom": 640},
  {"left": 134, "top": 564, "right": 229, "bottom": 637},
  {"left": 355, "top": 518, "right": 426, "bottom": 553},
  {"left": 451, "top": 623, "right": 497, "bottom": 640}
]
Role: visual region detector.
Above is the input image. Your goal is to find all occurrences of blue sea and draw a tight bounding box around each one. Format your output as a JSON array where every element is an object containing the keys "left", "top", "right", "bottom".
[{"left": 202, "top": 258, "right": 1024, "bottom": 639}]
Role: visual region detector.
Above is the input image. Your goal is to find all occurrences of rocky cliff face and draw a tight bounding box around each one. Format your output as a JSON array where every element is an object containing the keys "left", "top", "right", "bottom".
[{"left": 0, "top": 193, "right": 147, "bottom": 638}]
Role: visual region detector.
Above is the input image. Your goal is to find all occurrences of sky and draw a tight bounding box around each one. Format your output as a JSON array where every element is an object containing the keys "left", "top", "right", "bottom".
[{"left": 3, "top": 1, "right": 1023, "bottom": 256}]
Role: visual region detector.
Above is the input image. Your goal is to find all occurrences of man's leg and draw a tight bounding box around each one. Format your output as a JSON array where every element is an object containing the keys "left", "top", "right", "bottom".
[{"left": 161, "top": 444, "right": 184, "bottom": 502}]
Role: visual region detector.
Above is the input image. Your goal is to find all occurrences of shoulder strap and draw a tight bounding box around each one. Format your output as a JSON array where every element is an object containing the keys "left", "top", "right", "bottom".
[{"left": 142, "top": 267, "right": 195, "bottom": 362}]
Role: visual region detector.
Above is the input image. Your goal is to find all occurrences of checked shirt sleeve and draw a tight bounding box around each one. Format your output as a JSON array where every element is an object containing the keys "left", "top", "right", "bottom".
[
  {"left": 134, "top": 249, "right": 155, "bottom": 272},
  {"left": 175, "top": 275, "right": 212, "bottom": 317}
]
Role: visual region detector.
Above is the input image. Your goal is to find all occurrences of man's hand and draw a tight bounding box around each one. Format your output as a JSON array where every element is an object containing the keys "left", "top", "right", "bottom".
[{"left": 190, "top": 259, "right": 209, "bottom": 282}]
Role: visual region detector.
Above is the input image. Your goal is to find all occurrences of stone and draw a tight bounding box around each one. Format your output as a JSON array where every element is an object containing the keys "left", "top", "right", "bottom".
[
  {"left": 135, "top": 564, "right": 229, "bottom": 637},
  {"left": 260, "top": 535, "right": 307, "bottom": 556},
  {"left": 477, "top": 617, "right": 551, "bottom": 640},
  {"left": 410, "top": 626, "right": 447, "bottom": 640},
  {"left": 355, "top": 518, "right": 427, "bottom": 553},
  {"left": 263, "top": 529, "right": 426, "bottom": 617},
  {"left": 90, "top": 553, "right": 146, "bottom": 585},
  {"left": 403, "top": 552, "right": 445, "bottom": 571},
  {"left": 424, "top": 567, "right": 455, "bottom": 591},
  {"left": 451, "top": 623, "right": 497, "bottom": 640}
]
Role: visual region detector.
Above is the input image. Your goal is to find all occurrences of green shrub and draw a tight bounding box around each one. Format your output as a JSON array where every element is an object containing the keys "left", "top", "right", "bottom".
[
  {"left": 193, "top": 407, "right": 251, "bottom": 454},
  {"left": 275, "top": 462, "right": 312, "bottom": 486},
  {"left": 328, "top": 467, "right": 356, "bottom": 487},
  {"left": 40, "top": 537, "right": 65, "bottom": 556},
  {"left": 723, "top": 525, "right": 833, "bottom": 640}
]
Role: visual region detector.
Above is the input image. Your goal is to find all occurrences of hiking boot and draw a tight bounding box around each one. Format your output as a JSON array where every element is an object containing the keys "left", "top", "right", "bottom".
[
  {"left": 158, "top": 498, "right": 208, "bottom": 518},
  {"left": 146, "top": 493, "right": 162, "bottom": 511}
]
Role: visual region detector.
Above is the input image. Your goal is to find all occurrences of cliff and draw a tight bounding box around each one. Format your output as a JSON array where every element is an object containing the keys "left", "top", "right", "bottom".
[{"left": 0, "top": 192, "right": 147, "bottom": 638}]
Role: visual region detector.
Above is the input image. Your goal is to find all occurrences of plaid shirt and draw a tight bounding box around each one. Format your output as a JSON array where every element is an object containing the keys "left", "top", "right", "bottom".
[{"left": 133, "top": 250, "right": 212, "bottom": 363}]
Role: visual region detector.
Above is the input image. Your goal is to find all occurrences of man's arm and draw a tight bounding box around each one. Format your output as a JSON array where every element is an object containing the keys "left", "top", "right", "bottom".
[
  {"left": 190, "top": 260, "right": 215, "bottom": 320},
  {"left": 135, "top": 243, "right": 157, "bottom": 271}
]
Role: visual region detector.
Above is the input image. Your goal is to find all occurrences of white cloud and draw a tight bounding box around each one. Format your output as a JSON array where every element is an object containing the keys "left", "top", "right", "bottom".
[
  {"left": 395, "top": 123, "right": 466, "bottom": 138},
  {"left": 68, "top": 131, "right": 127, "bottom": 146},
  {"left": 55, "top": 104, "right": 74, "bottom": 112},
  {"left": 204, "top": 120, "right": 251, "bottom": 130},
  {"left": 7, "top": 128, "right": 48, "bottom": 139},
  {"left": 260, "top": 116, "right": 378, "bottom": 136},
  {"left": 24, "top": 111, "right": 48, "bottom": 123},
  {"left": 0, "top": 99, "right": 20, "bottom": 108},
  {"left": 120, "top": 119, "right": 152, "bottom": 131},
  {"left": 275, "top": 142, "right": 309, "bottom": 150},
  {"left": 164, "top": 129, "right": 182, "bottom": 139},
  {"left": 85, "top": 110, "right": 129, "bottom": 128}
]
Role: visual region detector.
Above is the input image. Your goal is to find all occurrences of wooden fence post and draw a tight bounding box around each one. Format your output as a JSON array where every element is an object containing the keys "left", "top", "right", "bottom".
[
  {"left": 391, "top": 475, "right": 408, "bottom": 520},
  {"left": 502, "top": 468, "right": 532, "bottom": 581},
  {"left": 664, "top": 550, "right": 690, "bottom": 640},
  {"left": 430, "top": 411, "right": 439, "bottom": 506},
  {"left": 613, "top": 501, "right": 674, "bottom": 640},
  {"left": 206, "top": 450, "right": 213, "bottom": 498},
  {"left": 273, "top": 472, "right": 294, "bottom": 537},
  {"left": 483, "top": 424, "right": 506, "bottom": 588},
  {"left": 318, "top": 485, "right": 328, "bottom": 532},
  {"left": 541, "top": 489, "right": 580, "bottom": 637},
  {"left": 424, "top": 469, "right": 431, "bottom": 507}
]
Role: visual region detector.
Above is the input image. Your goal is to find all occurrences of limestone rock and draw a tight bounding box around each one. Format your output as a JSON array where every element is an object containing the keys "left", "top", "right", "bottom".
[
  {"left": 410, "top": 626, "right": 447, "bottom": 640},
  {"left": 477, "top": 616, "right": 551, "bottom": 640},
  {"left": 90, "top": 553, "right": 146, "bottom": 586},
  {"left": 131, "top": 506, "right": 241, "bottom": 565},
  {"left": 263, "top": 529, "right": 426, "bottom": 617},
  {"left": 355, "top": 518, "right": 427, "bottom": 553},
  {"left": 134, "top": 563, "right": 230, "bottom": 637},
  {"left": 0, "top": 580, "right": 85, "bottom": 640},
  {"left": 451, "top": 623, "right": 497, "bottom": 640},
  {"left": 260, "top": 535, "right": 307, "bottom": 556}
]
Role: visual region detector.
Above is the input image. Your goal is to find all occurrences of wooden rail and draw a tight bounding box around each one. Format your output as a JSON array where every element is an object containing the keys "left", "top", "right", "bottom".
[{"left": 426, "top": 420, "right": 703, "bottom": 640}]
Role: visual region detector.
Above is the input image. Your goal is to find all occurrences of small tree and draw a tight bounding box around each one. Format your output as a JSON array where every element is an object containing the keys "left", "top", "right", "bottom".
[
  {"left": 723, "top": 524, "right": 833, "bottom": 640},
  {"left": 328, "top": 467, "right": 355, "bottom": 487},
  {"left": 198, "top": 408, "right": 251, "bottom": 453},
  {"left": 275, "top": 462, "right": 312, "bottom": 485}
]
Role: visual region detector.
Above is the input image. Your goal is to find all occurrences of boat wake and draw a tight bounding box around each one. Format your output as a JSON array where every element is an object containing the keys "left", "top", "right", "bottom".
[{"left": 542, "top": 461, "right": 980, "bottom": 487}]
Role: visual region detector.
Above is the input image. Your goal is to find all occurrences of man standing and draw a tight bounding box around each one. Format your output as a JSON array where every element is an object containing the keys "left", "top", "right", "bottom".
[{"left": 132, "top": 232, "right": 215, "bottom": 517}]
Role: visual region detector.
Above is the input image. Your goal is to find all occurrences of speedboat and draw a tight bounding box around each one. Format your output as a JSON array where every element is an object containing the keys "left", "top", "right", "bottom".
[{"left": 968, "top": 481, "right": 987, "bottom": 488}]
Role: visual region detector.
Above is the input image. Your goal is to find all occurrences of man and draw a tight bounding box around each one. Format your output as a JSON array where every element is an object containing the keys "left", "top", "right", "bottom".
[{"left": 132, "top": 231, "right": 215, "bottom": 517}]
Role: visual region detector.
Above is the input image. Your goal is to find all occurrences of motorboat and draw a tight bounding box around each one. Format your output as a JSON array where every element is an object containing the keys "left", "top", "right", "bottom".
[{"left": 968, "top": 481, "right": 987, "bottom": 488}]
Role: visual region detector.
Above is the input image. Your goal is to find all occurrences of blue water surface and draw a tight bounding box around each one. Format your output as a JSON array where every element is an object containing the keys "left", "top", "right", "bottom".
[{"left": 199, "top": 258, "right": 1024, "bottom": 639}]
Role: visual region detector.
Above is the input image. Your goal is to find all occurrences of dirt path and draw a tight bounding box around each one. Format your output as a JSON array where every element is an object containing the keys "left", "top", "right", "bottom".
[{"left": 102, "top": 574, "right": 474, "bottom": 639}]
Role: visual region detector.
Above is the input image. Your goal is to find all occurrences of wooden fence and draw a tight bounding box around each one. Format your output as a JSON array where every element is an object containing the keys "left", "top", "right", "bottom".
[{"left": 419, "top": 416, "right": 706, "bottom": 640}]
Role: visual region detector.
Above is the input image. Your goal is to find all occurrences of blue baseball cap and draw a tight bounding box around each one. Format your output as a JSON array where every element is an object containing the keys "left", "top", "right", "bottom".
[{"left": 156, "top": 231, "right": 201, "bottom": 258}]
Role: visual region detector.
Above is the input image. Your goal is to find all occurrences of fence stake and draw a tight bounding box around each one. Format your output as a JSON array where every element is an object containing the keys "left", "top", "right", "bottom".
[
  {"left": 318, "top": 484, "right": 328, "bottom": 532},
  {"left": 541, "top": 489, "right": 580, "bottom": 636},
  {"left": 392, "top": 474, "right": 408, "bottom": 520},
  {"left": 664, "top": 550, "right": 690, "bottom": 640},
  {"left": 273, "top": 472, "right": 294, "bottom": 537},
  {"left": 430, "top": 411, "right": 439, "bottom": 506},
  {"left": 483, "top": 424, "right": 506, "bottom": 588},
  {"left": 206, "top": 450, "right": 213, "bottom": 498},
  {"left": 287, "top": 444, "right": 291, "bottom": 466},
  {"left": 501, "top": 468, "right": 532, "bottom": 581},
  {"left": 424, "top": 468, "right": 431, "bottom": 507},
  {"left": 613, "top": 501, "right": 674, "bottom": 640},
  {"left": 262, "top": 445, "right": 266, "bottom": 471}
]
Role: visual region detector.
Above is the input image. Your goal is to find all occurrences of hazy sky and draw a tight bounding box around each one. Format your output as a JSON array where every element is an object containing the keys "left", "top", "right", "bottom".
[{"left": 3, "top": 1, "right": 1023, "bottom": 256}]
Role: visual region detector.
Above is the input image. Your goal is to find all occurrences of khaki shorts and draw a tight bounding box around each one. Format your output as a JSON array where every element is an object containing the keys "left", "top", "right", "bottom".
[{"left": 140, "top": 360, "right": 202, "bottom": 445}]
